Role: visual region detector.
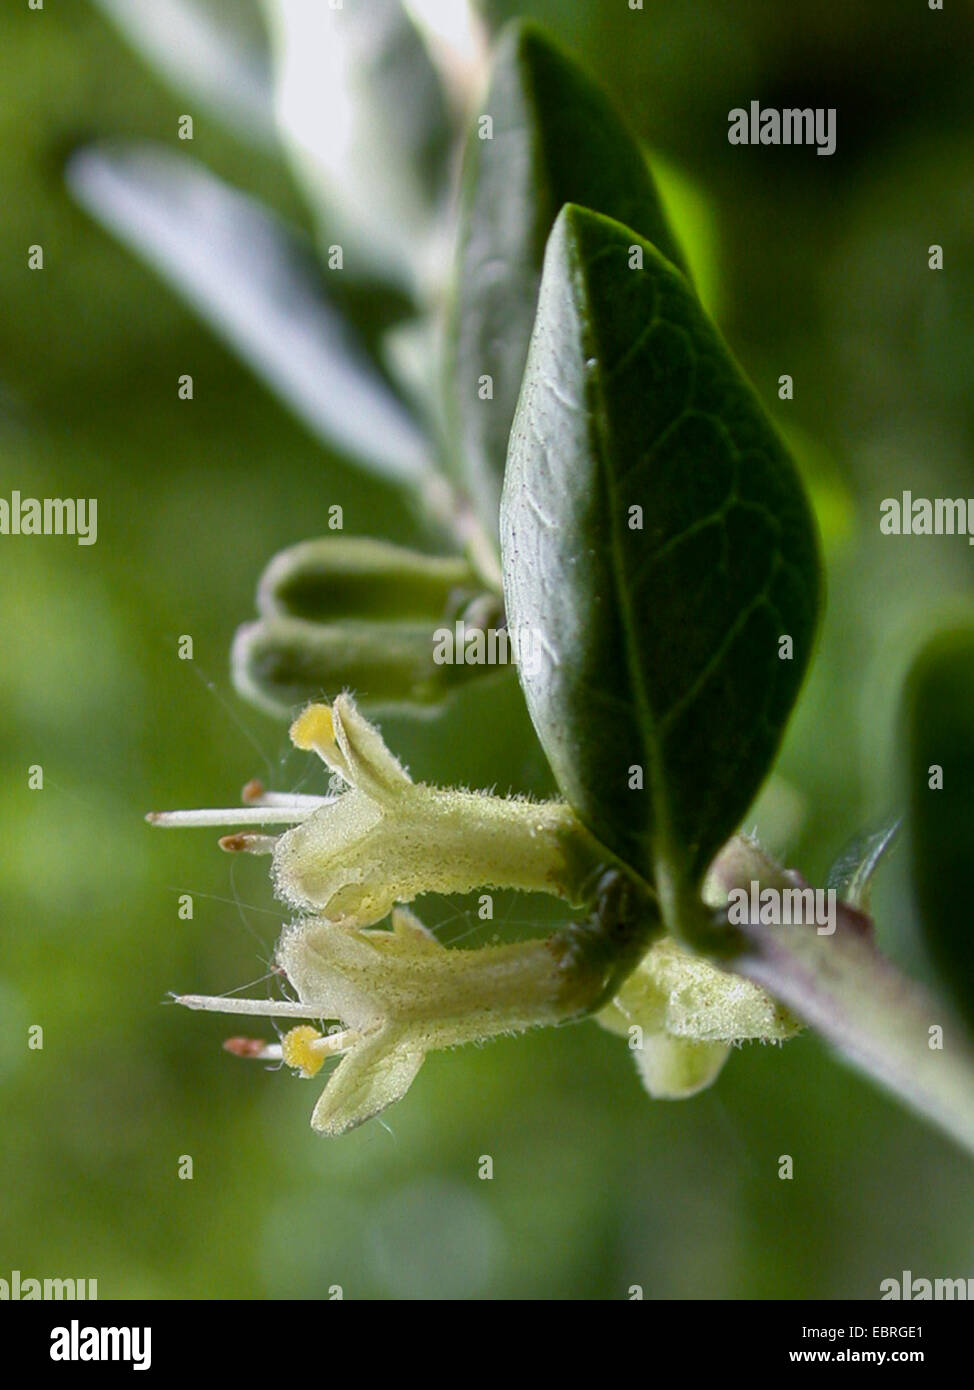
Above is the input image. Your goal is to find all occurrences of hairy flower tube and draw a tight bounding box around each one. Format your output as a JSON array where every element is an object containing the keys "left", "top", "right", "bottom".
[
  {"left": 186, "top": 906, "right": 632, "bottom": 1136},
  {"left": 150, "top": 698, "right": 799, "bottom": 1133},
  {"left": 273, "top": 696, "right": 606, "bottom": 922}
]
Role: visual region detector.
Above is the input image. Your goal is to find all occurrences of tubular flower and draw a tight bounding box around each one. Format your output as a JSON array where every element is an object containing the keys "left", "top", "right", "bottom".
[
  {"left": 272, "top": 695, "right": 603, "bottom": 923},
  {"left": 596, "top": 935, "right": 800, "bottom": 1099},
  {"left": 279, "top": 907, "right": 597, "bottom": 1135},
  {"left": 176, "top": 898, "right": 638, "bottom": 1136},
  {"left": 151, "top": 700, "right": 798, "bottom": 1133},
  {"left": 151, "top": 695, "right": 628, "bottom": 1133}
]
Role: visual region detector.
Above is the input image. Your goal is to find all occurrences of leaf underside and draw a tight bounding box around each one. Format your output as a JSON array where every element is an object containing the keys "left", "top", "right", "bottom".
[{"left": 67, "top": 144, "right": 430, "bottom": 484}]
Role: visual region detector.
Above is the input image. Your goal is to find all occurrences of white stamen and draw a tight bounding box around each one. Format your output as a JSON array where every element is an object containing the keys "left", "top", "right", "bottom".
[
  {"left": 146, "top": 806, "right": 321, "bottom": 827},
  {"left": 173, "top": 993, "right": 325, "bottom": 1019}
]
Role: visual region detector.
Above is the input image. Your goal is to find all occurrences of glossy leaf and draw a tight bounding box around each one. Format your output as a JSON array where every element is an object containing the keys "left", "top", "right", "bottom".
[
  {"left": 649, "top": 150, "right": 722, "bottom": 319},
  {"left": 448, "top": 20, "right": 686, "bottom": 532},
  {"left": 67, "top": 144, "right": 432, "bottom": 484},
  {"left": 501, "top": 205, "right": 821, "bottom": 902},
  {"left": 905, "top": 627, "right": 974, "bottom": 1029}
]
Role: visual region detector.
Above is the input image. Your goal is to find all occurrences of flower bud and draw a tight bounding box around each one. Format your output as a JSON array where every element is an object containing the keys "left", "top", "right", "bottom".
[{"left": 257, "top": 537, "right": 478, "bottom": 623}]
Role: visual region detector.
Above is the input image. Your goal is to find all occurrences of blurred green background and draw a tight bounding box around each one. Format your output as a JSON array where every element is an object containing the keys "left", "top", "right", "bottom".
[{"left": 2, "top": 0, "right": 973, "bottom": 1300}]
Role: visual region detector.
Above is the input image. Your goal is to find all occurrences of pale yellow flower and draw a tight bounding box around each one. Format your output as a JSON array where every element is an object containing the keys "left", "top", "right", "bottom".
[{"left": 152, "top": 701, "right": 798, "bottom": 1132}]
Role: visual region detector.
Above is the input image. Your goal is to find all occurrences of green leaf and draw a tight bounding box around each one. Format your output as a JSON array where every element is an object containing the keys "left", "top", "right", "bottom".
[
  {"left": 905, "top": 627, "right": 974, "bottom": 1030},
  {"left": 826, "top": 816, "right": 901, "bottom": 910},
  {"left": 649, "top": 150, "right": 722, "bottom": 320},
  {"left": 67, "top": 144, "right": 432, "bottom": 485},
  {"left": 448, "top": 20, "right": 686, "bottom": 533},
  {"left": 501, "top": 205, "right": 821, "bottom": 908}
]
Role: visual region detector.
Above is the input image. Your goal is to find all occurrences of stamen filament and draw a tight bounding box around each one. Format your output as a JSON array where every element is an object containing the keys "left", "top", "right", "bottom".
[
  {"left": 172, "top": 993, "right": 325, "bottom": 1019},
  {"left": 146, "top": 806, "right": 320, "bottom": 827}
]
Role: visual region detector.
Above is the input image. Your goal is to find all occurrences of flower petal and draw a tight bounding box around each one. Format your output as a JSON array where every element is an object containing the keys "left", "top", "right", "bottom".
[
  {"left": 276, "top": 914, "right": 387, "bottom": 1033},
  {"left": 332, "top": 694, "right": 412, "bottom": 800},
  {"left": 632, "top": 1034, "right": 730, "bottom": 1099},
  {"left": 309, "top": 1024, "right": 426, "bottom": 1136},
  {"left": 272, "top": 788, "right": 391, "bottom": 921}
]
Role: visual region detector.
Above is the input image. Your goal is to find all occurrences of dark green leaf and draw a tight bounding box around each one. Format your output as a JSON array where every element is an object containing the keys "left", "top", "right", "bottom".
[
  {"left": 501, "top": 205, "right": 821, "bottom": 902},
  {"left": 826, "top": 816, "right": 901, "bottom": 909},
  {"left": 448, "top": 20, "right": 686, "bottom": 533},
  {"left": 905, "top": 627, "right": 974, "bottom": 1029}
]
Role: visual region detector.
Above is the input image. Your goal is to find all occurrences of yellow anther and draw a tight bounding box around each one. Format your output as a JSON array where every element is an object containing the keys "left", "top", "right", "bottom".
[
  {"left": 282, "top": 1025, "right": 326, "bottom": 1078},
  {"left": 289, "top": 703, "right": 335, "bottom": 754}
]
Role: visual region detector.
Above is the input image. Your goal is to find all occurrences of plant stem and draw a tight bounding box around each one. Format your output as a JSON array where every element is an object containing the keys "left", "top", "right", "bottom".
[{"left": 698, "top": 891, "right": 974, "bottom": 1157}]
